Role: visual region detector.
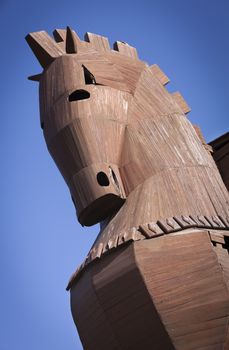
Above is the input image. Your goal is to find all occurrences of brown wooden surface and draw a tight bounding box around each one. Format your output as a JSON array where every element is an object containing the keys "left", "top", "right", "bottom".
[
  {"left": 70, "top": 230, "right": 229, "bottom": 349},
  {"left": 210, "top": 132, "right": 229, "bottom": 191},
  {"left": 26, "top": 27, "right": 229, "bottom": 349},
  {"left": 71, "top": 243, "right": 175, "bottom": 350},
  {"left": 135, "top": 231, "right": 229, "bottom": 349}
]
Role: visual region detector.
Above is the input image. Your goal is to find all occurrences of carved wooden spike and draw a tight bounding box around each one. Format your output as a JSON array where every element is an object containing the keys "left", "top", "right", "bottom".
[
  {"left": 144, "top": 222, "right": 164, "bottom": 236},
  {"left": 148, "top": 222, "right": 164, "bottom": 236},
  {"left": 191, "top": 215, "right": 212, "bottom": 228},
  {"left": 28, "top": 74, "right": 42, "bottom": 82},
  {"left": 172, "top": 91, "right": 191, "bottom": 114},
  {"left": 52, "top": 29, "right": 67, "bottom": 52},
  {"left": 174, "top": 215, "right": 197, "bottom": 228},
  {"left": 66, "top": 26, "right": 80, "bottom": 54},
  {"left": 53, "top": 29, "right": 66, "bottom": 43},
  {"left": 150, "top": 64, "right": 170, "bottom": 85},
  {"left": 139, "top": 223, "right": 153, "bottom": 238},
  {"left": 67, "top": 213, "right": 229, "bottom": 289},
  {"left": 25, "top": 31, "right": 64, "bottom": 68},
  {"left": 206, "top": 215, "right": 226, "bottom": 229},
  {"left": 84, "top": 32, "right": 110, "bottom": 52},
  {"left": 157, "top": 217, "right": 181, "bottom": 233},
  {"left": 113, "top": 41, "right": 138, "bottom": 59}
]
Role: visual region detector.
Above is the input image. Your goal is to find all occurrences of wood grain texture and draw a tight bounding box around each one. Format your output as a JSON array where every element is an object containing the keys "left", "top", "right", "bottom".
[
  {"left": 70, "top": 231, "right": 229, "bottom": 349},
  {"left": 135, "top": 231, "right": 229, "bottom": 350},
  {"left": 66, "top": 26, "right": 80, "bottom": 53},
  {"left": 150, "top": 64, "right": 170, "bottom": 85},
  {"left": 171, "top": 91, "right": 191, "bottom": 114},
  {"left": 71, "top": 244, "right": 175, "bottom": 350},
  {"left": 210, "top": 132, "right": 229, "bottom": 191},
  {"left": 209, "top": 230, "right": 229, "bottom": 289},
  {"left": 113, "top": 41, "right": 138, "bottom": 59},
  {"left": 67, "top": 215, "right": 229, "bottom": 289},
  {"left": 26, "top": 27, "right": 229, "bottom": 349},
  {"left": 25, "top": 31, "right": 64, "bottom": 68},
  {"left": 85, "top": 32, "right": 110, "bottom": 52}
]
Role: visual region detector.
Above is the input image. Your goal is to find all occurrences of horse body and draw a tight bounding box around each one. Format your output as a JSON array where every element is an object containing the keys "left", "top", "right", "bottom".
[{"left": 26, "top": 27, "right": 229, "bottom": 349}]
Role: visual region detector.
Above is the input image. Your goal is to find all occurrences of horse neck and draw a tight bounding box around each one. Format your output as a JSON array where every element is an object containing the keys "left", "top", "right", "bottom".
[
  {"left": 91, "top": 113, "right": 229, "bottom": 263},
  {"left": 106, "top": 113, "right": 229, "bottom": 232}
]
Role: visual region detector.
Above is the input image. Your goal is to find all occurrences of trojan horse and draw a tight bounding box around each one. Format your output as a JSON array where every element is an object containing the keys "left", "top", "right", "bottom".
[{"left": 26, "top": 27, "right": 229, "bottom": 349}]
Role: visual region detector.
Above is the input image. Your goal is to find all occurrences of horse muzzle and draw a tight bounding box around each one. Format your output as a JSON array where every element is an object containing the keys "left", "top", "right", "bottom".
[{"left": 69, "top": 163, "right": 126, "bottom": 226}]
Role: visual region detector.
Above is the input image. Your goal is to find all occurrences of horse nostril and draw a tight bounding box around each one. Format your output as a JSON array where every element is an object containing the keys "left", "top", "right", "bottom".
[
  {"left": 97, "top": 172, "right": 110, "bottom": 186},
  {"left": 69, "top": 89, "right": 90, "bottom": 102}
]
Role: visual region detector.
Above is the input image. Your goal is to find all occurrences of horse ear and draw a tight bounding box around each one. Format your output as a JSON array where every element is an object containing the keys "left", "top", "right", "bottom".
[
  {"left": 66, "top": 26, "right": 81, "bottom": 53},
  {"left": 27, "top": 73, "right": 42, "bottom": 82},
  {"left": 25, "top": 31, "right": 64, "bottom": 68}
]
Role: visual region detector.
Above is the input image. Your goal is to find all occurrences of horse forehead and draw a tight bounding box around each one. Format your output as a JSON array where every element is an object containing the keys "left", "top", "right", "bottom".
[
  {"left": 40, "top": 52, "right": 144, "bottom": 97},
  {"left": 44, "top": 49, "right": 144, "bottom": 77}
]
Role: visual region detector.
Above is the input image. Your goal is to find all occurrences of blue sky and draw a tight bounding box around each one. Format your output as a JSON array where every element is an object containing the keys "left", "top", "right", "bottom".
[{"left": 1, "top": 0, "right": 229, "bottom": 349}]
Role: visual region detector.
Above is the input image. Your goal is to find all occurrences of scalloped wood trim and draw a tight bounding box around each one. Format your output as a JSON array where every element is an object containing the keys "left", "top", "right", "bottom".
[{"left": 66, "top": 214, "right": 229, "bottom": 290}]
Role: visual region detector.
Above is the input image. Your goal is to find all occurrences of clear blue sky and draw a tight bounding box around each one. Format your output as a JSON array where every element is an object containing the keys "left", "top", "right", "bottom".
[{"left": 1, "top": 0, "right": 229, "bottom": 349}]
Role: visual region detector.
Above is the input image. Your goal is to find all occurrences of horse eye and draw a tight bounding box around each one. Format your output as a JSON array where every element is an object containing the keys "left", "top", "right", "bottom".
[{"left": 69, "top": 89, "right": 90, "bottom": 101}]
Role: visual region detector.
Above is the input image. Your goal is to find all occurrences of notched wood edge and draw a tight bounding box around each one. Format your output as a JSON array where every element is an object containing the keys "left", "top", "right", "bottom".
[{"left": 66, "top": 214, "right": 229, "bottom": 291}]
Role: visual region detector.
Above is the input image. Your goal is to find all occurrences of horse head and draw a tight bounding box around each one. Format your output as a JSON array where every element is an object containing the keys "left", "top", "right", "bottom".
[
  {"left": 26, "top": 27, "right": 228, "bottom": 235},
  {"left": 26, "top": 27, "right": 145, "bottom": 226},
  {"left": 26, "top": 27, "right": 229, "bottom": 350}
]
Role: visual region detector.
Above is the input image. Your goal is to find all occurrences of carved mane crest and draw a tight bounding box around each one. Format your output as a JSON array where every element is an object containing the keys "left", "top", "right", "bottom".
[{"left": 26, "top": 26, "right": 139, "bottom": 72}]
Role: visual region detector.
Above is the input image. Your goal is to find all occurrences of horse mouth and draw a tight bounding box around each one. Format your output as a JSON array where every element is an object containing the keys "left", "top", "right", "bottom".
[
  {"left": 68, "top": 89, "right": 90, "bottom": 101},
  {"left": 78, "top": 194, "right": 125, "bottom": 226}
]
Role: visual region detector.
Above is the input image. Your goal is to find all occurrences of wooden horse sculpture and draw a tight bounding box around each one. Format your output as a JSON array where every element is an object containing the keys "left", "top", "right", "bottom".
[{"left": 26, "top": 27, "right": 229, "bottom": 349}]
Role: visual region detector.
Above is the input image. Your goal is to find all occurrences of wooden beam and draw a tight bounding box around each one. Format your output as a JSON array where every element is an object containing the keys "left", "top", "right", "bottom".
[
  {"left": 25, "top": 31, "right": 64, "bottom": 68},
  {"left": 66, "top": 26, "right": 81, "bottom": 54},
  {"left": 150, "top": 64, "right": 170, "bottom": 85},
  {"left": 84, "top": 32, "right": 110, "bottom": 52},
  {"left": 28, "top": 74, "right": 42, "bottom": 82},
  {"left": 53, "top": 29, "right": 66, "bottom": 43},
  {"left": 113, "top": 41, "right": 138, "bottom": 59},
  {"left": 172, "top": 91, "right": 191, "bottom": 114}
]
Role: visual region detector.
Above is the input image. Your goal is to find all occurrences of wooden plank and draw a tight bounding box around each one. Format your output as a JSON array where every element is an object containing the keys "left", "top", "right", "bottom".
[
  {"left": 157, "top": 217, "right": 182, "bottom": 233},
  {"left": 53, "top": 28, "right": 67, "bottom": 42},
  {"left": 193, "top": 124, "right": 206, "bottom": 144},
  {"left": 82, "top": 60, "right": 130, "bottom": 92},
  {"left": 27, "top": 73, "right": 42, "bottom": 81},
  {"left": 66, "top": 26, "right": 80, "bottom": 53},
  {"left": 113, "top": 41, "right": 138, "bottom": 59},
  {"left": 70, "top": 269, "right": 121, "bottom": 350},
  {"left": 172, "top": 91, "right": 191, "bottom": 114},
  {"left": 25, "top": 31, "right": 64, "bottom": 68},
  {"left": 85, "top": 32, "right": 110, "bottom": 51},
  {"left": 150, "top": 64, "right": 170, "bottom": 85},
  {"left": 135, "top": 232, "right": 229, "bottom": 349},
  {"left": 174, "top": 215, "right": 197, "bottom": 229},
  {"left": 139, "top": 222, "right": 164, "bottom": 238},
  {"left": 206, "top": 216, "right": 226, "bottom": 229},
  {"left": 209, "top": 231, "right": 225, "bottom": 245},
  {"left": 90, "top": 244, "right": 175, "bottom": 349},
  {"left": 108, "top": 52, "right": 146, "bottom": 93}
]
